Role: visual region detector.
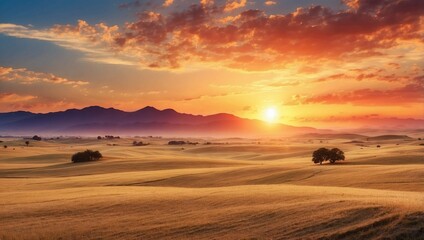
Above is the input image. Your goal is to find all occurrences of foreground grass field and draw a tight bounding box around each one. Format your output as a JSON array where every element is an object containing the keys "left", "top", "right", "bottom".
[{"left": 0, "top": 136, "right": 423, "bottom": 239}]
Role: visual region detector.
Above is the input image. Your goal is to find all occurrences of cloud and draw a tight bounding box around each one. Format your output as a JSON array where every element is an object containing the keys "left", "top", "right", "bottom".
[
  {"left": 0, "top": 21, "right": 137, "bottom": 66},
  {"left": 224, "top": 0, "right": 247, "bottom": 12},
  {"left": 0, "top": 66, "right": 13, "bottom": 75},
  {"left": 105, "top": 0, "right": 424, "bottom": 70},
  {"left": 163, "top": 0, "right": 174, "bottom": 7},
  {"left": 264, "top": 1, "right": 276, "bottom": 6},
  {"left": 0, "top": 93, "right": 37, "bottom": 103},
  {"left": 201, "top": 0, "right": 214, "bottom": 6},
  {"left": 0, "top": 0, "right": 423, "bottom": 71},
  {"left": 313, "top": 67, "right": 424, "bottom": 86},
  {"left": 294, "top": 114, "right": 424, "bottom": 129},
  {"left": 0, "top": 66, "right": 89, "bottom": 87},
  {"left": 297, "top": 83, "right": 424, "bottom": 106},
  {"left": 180, "top": 92, "right": 232, "bottom": 101}
]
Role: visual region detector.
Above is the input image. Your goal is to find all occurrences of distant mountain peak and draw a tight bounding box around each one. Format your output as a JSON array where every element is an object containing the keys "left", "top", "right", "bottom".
[
  {"left": 81, "top": 106, "right": 106, "bottom": 111},
  {"left": 138, "top": 106, "right": 160, "bottom": 112},
  {"left": 162, "top": 108, "right": 177, "bottom": 113}
]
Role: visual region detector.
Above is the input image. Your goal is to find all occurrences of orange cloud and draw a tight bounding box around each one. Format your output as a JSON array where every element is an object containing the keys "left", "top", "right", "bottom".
[
  {"left": 0, "top": 93, "right": 37, "bottom": 103},
  {"left": 0, "top": 0, "right": 423, "bottom": 71},
  {"left": 112, "top": 0, "right": 424, "bottom": 70},
  {"left": 343, "top": 0, "right": 360, "bottom": 10},
  {"left": 298, "top": 83, "right": 424, "bottom": 106},
  {"left": 163, "top": 0, "right": 174, "bottom": 7},
  {"left": 0, "top": 66, "right": 13, "bottom": 75},
  {"left": 224, "top": 0, "right": 247, "bottom": 12},
  {"left": 314, "top": 68, "right": 416, "bottom": 84},
  {"left": 264, "top": 1, "right": 276, "bottom": 6},
  {"left": 0, "top": 66, "right": 88, "bottom": 87},
  {"left": 201, "top": 0, "right": 214, "bottom": 6}
]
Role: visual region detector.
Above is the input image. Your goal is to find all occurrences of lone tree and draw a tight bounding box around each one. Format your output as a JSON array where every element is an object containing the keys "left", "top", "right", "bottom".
[
  {"left": 71, "top": 150, "right": 103, "bottom": 163},
  {"left": 328, "top": 148, "right": 345, "bottom": 163},
  {"left": 312, "top": 147, "right": 345, "bottom": 165},
  {"left": 25, "top": 141, "right": 29, "bottom": 147}
]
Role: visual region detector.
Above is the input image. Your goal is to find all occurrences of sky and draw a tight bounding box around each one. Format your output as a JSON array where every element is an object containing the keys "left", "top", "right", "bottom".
[{"left": 0, "top": 0, "right": 423, "bottom": 129}]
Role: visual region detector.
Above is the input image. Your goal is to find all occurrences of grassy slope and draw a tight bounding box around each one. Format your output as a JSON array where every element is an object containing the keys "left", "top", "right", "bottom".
[{"left": 0, "top": 137, "right": 423, "bottom": 239}]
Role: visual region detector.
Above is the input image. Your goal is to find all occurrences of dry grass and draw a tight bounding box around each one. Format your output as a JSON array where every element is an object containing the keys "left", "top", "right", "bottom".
[{"left": 0, "top": 136, "right": 423, "bottom": 239}]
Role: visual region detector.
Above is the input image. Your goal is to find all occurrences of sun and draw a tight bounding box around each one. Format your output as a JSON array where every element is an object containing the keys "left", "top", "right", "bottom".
[{"left": 264, "top": 107, "right": 278, "bottom": 123}]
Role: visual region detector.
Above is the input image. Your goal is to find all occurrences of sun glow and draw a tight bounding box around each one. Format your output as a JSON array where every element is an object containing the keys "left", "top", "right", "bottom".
[{"left": 264, "top": 107, "right": 278, "bottom": 123}]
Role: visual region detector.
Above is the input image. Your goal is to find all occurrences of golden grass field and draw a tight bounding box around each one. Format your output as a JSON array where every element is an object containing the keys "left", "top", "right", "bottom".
[{"left": 0, "top": 135, "right": 423, "bottom": 239}]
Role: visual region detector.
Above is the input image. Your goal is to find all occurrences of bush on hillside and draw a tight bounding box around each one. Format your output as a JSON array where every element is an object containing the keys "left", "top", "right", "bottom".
[
  {"left": 71, "top": 150, "right": 103, "bottom": 163},
  {"left": 133, "top": 141, "right": 149, "bottom": 146},
  {"left": 32, "top": 135, "right": 42, "bottom": 141},
  {"left": 168, "top": 141, "right": 186, "bottom": 145}
]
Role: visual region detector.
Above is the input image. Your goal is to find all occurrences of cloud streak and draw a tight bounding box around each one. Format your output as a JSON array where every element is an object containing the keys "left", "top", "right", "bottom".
[
  {"left": 296, "top": 83, "right": 424, "bottom": 106},
  {"left": 0, "top": 21, "right": 137, "bottom": 66},
  {"left": 0, "top": 93, "right": 37, "bottom": 103},
  {"left": 0, "top": 66, "right": 88, "bottom": 87}
]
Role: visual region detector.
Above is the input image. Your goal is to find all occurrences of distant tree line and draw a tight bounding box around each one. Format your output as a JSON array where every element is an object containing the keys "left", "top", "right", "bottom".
[
  {"left": 168, "top": 141, "right": 198, "bottom": 145},
  {"left": 98, "top": 135, "right": 120, "bottom": 139}
]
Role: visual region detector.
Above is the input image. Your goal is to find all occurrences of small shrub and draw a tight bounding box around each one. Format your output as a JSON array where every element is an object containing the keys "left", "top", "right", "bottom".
[
  {"left": 168, "top": 141, "right": 186, "bottom": 145},
  {"left": 32, "top": 135, "right": 42, "bottom": 141},
  {"left": 133, "top": 141, "right": 148, "bottom": 146},
  {"left": 71, "top": 150, "right": 102, "bottom": 163},
  {"left": 105, "top": 135, "right": 120, "bottom": 139}
]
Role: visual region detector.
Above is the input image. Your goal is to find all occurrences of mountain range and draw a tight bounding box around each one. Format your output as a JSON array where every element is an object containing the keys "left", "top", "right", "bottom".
[{"left": 0, "top": 106, "right": 318, "bottom": 137}]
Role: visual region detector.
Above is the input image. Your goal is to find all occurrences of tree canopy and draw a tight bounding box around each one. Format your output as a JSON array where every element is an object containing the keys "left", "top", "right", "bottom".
[
  {"left": 312, "top": 148, "right": 345, "bottom": 165},
  {"left": 71, "top": 150, "right": 103, "bottom": 163}
]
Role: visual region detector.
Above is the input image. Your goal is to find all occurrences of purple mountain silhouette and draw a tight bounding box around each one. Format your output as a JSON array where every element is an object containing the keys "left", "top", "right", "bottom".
[{"left": 0, "top": 106, "right": 317, "bottom": 137}]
